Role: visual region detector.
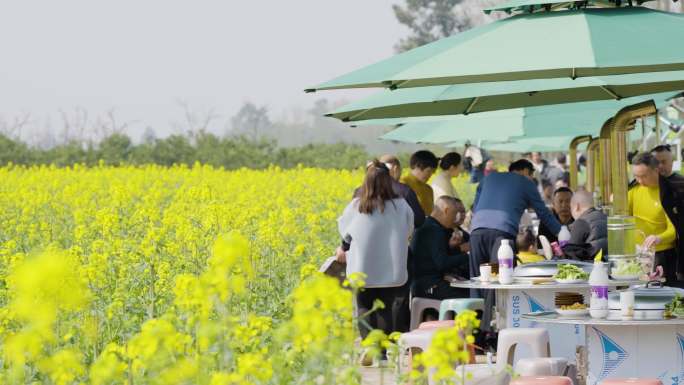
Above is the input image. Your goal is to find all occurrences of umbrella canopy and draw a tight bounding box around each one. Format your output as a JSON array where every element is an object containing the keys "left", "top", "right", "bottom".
[
  {"left": 326, "top": 71, "right": 684, "bottom": 122},
  {"left": 372, "top": 92, "right": 676, "bottom": 144},
  {"left": 479, "top": 136, "right": 581, "bottom": 153},
  {"left": 483, "top": 0, "right": 655, "bottom": 15},
  {"left": 306, "top": 7, "right": 684, "bottom": 92}
]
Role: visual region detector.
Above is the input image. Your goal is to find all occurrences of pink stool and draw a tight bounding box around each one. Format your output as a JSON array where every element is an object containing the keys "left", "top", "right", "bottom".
[
  {"left": 601, "top": 380, "right": 663, "bottom": 385},
  {"left": 418, "top": 320, "right": 455, "bottom": 329},
  {"left": 410, "top": 297, "right": 442, "bottom": 330},
  {"left": 514, "top": 357, "right": 568, "bottom": 376},
  {"left": 511, "top": 376, "right": 573, "bottom": 385}
]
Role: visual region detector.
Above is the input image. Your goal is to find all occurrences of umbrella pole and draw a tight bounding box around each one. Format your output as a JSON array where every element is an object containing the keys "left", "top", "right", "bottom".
[
  {"left": 599, "top": 118, "right": 614, "bottom": 211},
  {"left": 586, "top": 138, "right": 601, "bottom": 194},
  {"left": 569, "top": 135, "right": 592, "bottom": 191},
  {"left": 609, "top": 100, "right": 657, "bottom": 216},
  {"left": 655, "top": 109, "right": 662, "bottom": 145}
]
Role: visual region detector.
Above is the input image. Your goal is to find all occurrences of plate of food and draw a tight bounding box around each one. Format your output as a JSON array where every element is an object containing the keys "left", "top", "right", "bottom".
[
  {"left": 474, "top": 274, "right": 499, "bottom": 283},
  {"left": 556, "top": 302, "right": 589, "bottom": 317},
  {"left": 611, "top": 260, "right": 642, "bottom": 281},
  {"left": 553, "top": 264, "right": 589, "bottom": 283}
]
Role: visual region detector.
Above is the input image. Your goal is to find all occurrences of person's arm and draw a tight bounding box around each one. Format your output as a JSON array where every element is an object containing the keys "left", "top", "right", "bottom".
[
  {"left": 658, "top": 215, "right": 677, "bottom": 246},
  {"left": 337, "top": 201, "right": 356, "bottom": 259},
  {"left": 404, "top": 188, "right": 425, "bottom": 228},
  {"left": 431, "top": 179, "right": 448, "bottom": 204},
  {"left": 403, "top": 199, "right": 415, "bottom": 237},
  {"left": 568, "top": 219, "right": 591, "bottom": 245},
  {"left": 426, "top": 229, "right": 469, "bottom": 272},
  {"left": 472, "top": 180, "right": 483, "bottom": 212},
  {"left": 526, "top": 180, "right": 561, "bottom": 235}
]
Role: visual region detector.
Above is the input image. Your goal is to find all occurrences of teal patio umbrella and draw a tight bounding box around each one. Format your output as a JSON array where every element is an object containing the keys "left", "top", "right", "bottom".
[
  {"left": 370, "top": 92, "right": 676, "bottom": 144},
  {"left": 326, "top": 71, "right": 684, "bottom": 122},
  {"left": 483, "top": 0, "right": 656, "bottom": 15},
  {"left": 306, "top": 6, "right": 684, "bottom": 92}
]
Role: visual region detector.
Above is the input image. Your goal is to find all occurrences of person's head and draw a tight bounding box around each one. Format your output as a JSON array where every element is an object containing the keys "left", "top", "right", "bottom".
[
  {"left": 358, "top": 160, "right": 398, "bottom": 214},
  {"left": 432, "top": 196, "right": 461, "bottom": 229},
  {"left": 556, "top": 154, "right": 567, "bottom": 167},
  {"left": 516, "top": 229, "right": 537, "bottom": 253},
  {"left": 379, "top": 154, "right": 402, "bottom": 181},
  {"left": 409, "top": 150, "right": 438, "bottom": 183},
  {"left": 651, "top": 144, "right": 674, "bottom": 177},
  {"left": 552, "top": 187, "right": 573, "bottom": 223},
  {"left": 439, "top": 152, "right": 462, "bottom": 178},
  {"left": 531, "top": 152, "right": 543, "bottom": 164},
  {"left": 632, "top": 152, "right": 660, "bottom": 188},
  {"left": 452, "top": 198, "right": 466, "bottom": 227},
  {"left": 485, "top": 159, "right": 496, "bottom": 170},
  {"left": 570, "top": 189, "right": 594, "bottom": 220},
  {"left": 554, "top": 178, "right": 569, "bottom": 190},
  {"left": 578, "top": 154, "right": 587, "bottom": 168},
  {"left": 509, "top": 159, "right": 535, "bottom": 181}
]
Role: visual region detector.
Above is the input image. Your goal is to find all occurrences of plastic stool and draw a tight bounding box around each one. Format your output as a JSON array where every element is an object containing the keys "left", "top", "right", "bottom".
[
  {"left": 514, "top": 357, "right": 568, "bottom": 376},
  {"left": 399, "top": 328, "right": 437, "bottom": 372},
  {"left": 453, "top": 365, "right": 510, "bottom": 385},
  {"left": 601, "top": 379, "right": 663, "bottom": 385},
  {"left": 511, "top": 376, "right": 573, "bottom": 385},
  {"left": 439, "top": 298, "right": 485, "bottom": 320},
  {"left": 418, "top": 320, "right": 454, "bottom": 329},
  {"left": 410, "top": 297, "right": 442, "bottom": 330},
  {"left": 437, "top": 328, "right": 550, "bottom": 385},
  {"left": 401, "top": 326, "right": 476, "bottom": 373},
  {"left": 497, "top": 328, "right": 550, "bottom": 369}
]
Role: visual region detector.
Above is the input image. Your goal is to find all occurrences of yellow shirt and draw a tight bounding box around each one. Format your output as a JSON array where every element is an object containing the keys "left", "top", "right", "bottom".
[
  {"left": 401, "top": 173, "right": 434, "bottom": 214},
  {"left": 517, "top": 251, "right": 546, "bottom": 264},
  {"left": 628, "top": 184, "right": 676, "bottom": 252}
]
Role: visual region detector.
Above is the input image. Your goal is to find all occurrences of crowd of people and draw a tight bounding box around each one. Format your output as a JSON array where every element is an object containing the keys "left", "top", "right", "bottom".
[{"left": 334, "top": 145, "right": 684, "bottom": 360}]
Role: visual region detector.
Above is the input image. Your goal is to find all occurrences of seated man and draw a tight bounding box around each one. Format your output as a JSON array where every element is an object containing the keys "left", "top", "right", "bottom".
[
  {"left": 411, "top": 196, "right": 470, "bottom": 300},
  {"left": 538, "top": 187, "right": 574, "bottom": 246},
  {"left": 564, "top": 190, "right": 608, "bottom": 260},
  {"left": 516, "top": 230, "right": 545, "bottom": 264}
]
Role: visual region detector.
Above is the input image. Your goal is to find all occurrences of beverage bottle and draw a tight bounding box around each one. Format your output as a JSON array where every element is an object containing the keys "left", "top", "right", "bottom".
[
  {"left": 589, "top": 261, "right": 609, "bottom": 318},
  {"left": 558, "top": 225, "right": 571, "bottom": 248},
  {"left": 498, "top": 239, "right": 514, "bottom": 285}
]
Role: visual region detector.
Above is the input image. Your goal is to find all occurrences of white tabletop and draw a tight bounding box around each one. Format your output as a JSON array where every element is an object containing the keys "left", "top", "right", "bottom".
[
  {"left": 450, "top": 279, "right": 639, "bottom": 290},
  {"left": 522, "top": 312, "right": 684, "bottom": 326}
]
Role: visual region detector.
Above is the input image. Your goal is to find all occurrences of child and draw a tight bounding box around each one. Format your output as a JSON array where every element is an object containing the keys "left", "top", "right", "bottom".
[{"left": 516, "top": 229, "right": 545, "bottom": 264}]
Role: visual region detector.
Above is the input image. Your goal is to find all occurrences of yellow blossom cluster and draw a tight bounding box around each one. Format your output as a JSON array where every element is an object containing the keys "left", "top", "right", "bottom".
[
  {"left": 0, "top": 164, "right": 364, "bottom": 384},
  {"left": 411, "top": 310, "right": 481, "bottom": 385}
]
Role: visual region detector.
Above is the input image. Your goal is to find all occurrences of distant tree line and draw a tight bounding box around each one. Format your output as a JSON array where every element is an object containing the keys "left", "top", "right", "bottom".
[{"left": 0, "top": 131, "right": 377, "bottom": 169}]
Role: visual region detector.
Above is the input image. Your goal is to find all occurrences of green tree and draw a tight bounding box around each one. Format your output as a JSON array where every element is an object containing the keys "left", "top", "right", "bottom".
[
  {"left": 98, "top": 133, "right": 133, "bottom": 165},
  {"left": 393, "top": 0, "right": 464, "bottom": 52},
  {"left": 393, "top": 0, "right": 504, "bottom": 52},
  {"left": 150, "top": 135, "right": 196, "bottom": 166},
  {"left": 0, "top": 134, "right": 30, "bottom": 165},
  {"left": 229, "top": 102, "right": 271, "bottom": 141}
]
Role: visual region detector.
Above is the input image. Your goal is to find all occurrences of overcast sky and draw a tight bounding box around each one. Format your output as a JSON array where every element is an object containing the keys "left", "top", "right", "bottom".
[{"left": 0, "top": 0, "right": 404, "bottom": 139}]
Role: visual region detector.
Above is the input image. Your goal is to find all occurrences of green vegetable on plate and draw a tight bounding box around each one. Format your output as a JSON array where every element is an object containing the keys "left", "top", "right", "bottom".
[{"left": 553, "top": 264, "right": 589, "bottom": 281}]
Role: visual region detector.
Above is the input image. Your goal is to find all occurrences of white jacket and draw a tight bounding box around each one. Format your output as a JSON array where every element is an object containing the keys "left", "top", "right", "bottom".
[
  {"left": 431, "top": 172, "right": 459, "bottom": 203},
  {"left": 338, "top": 198, "right": 414, "bottom": 288}
]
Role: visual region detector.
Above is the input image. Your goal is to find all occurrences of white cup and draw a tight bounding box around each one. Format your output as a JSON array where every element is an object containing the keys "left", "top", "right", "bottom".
[
  {"left": 480, "top": 265, "right": 492, "bottom": 283},
  {"left": 620, "top": 290, "right": 635, "bottom": 319}
]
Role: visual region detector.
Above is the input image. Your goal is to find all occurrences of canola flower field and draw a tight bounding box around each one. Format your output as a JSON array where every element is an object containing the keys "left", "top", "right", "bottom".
[{"left": 0, "top": 164, "right": 477, "bottom": 385}]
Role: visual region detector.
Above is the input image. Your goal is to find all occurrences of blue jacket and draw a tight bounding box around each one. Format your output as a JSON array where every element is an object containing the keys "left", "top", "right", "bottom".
[{"left": 471, "top": 172, "right": 561, "bottom": 237}]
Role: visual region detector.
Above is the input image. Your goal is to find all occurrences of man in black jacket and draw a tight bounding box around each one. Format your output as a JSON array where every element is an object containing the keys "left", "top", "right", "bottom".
[
  {"left": 411, "top": 196, "right": 470, "bottom": 300},
  {"left": 564, "top": 190, "right": 607, "bottom": 260},
  {"left": 651, "top": 145, "right": 684, "bottom": 278}
]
